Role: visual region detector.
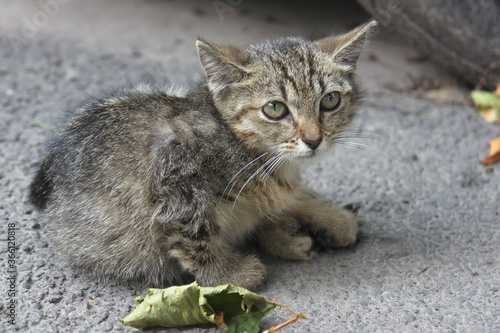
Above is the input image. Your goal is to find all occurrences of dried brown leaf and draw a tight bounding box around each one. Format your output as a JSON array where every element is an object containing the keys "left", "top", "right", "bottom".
[{"left": 481, "top": 137, "right": 500, "bottom": 165}]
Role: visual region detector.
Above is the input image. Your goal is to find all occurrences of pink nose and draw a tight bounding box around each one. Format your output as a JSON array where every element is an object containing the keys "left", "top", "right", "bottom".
[{"left": 303, "top": 137, "right": 322, "bottom": 150}]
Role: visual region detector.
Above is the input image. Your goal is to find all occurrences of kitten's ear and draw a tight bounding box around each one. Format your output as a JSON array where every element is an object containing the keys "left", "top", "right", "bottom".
[
  {"left": 315, "top": 19, "right": 378, "bottom": 67},
  {"left": 196, "top": 39, "right": 250, "bottom": 91}
]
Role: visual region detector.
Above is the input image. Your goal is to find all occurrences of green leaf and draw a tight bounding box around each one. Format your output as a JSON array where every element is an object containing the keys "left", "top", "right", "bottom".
[
  {"left": 201, "top": 284, "right": 276, "bottom": 333},
  {"left": 470, "top": 89, "right": 500, "bottom": 123},
  {"left": 122, "top": 282, "right": 276, "bottom": 332},
  {"left": 122, "top": 282, "right": 210, "bottom": 329},
  {"left": 470, "top": 90, "right": 500, "bottom": 110}
]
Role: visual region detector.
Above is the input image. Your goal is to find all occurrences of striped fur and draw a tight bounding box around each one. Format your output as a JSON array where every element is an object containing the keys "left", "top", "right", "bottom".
[{"left": 30, "top": 20, "right": 377, "bottom": 289}]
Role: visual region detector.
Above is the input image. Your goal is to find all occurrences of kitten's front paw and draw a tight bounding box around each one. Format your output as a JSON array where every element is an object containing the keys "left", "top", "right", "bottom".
[
  {"left": 334, "top": 208, "right": 358, "bottom": 246},
  {"left": 286, "top": 235, "right": 314, "bottom": 260},
  {"left": 257, "top": 218, "right": 314, "bottom": 261},
  {"left": 312, "top": 209, "right": 358, "bottom": 249},
  {"left": 197, "top": 254, "right": 266, "bottom": 290},
  {"left": 227, "top": 256, "right": 267, "bottom": 290}
]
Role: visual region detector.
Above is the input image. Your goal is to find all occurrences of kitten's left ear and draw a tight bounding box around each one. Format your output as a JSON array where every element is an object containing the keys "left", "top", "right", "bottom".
[
  {"left": 196, "top": 39, "right": 250, "bottom": 92},
  {"left": 315, "top": 19, "right": 378, "bottom": 67}
]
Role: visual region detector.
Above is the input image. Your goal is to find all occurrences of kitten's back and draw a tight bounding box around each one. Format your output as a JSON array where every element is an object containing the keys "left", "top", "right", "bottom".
[{"left": 28, "top": 85, "right": 257, "bottom": 285}]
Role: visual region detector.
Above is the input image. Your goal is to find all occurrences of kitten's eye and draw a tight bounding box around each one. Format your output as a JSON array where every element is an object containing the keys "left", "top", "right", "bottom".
[
  {"left": 320, "top": 91, "right": 341, "bottom": 112},
  {"left": 262, "top": 101, "right": 289, "bottom": 120}
]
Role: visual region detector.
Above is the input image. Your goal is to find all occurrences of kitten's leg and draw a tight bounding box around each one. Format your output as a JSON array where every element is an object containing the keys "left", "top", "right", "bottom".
[
  {"left": 257, "top": 190, "right": 357, "bottom": 259},
  {"left": 168, "top": 235, "right": 266, "bottom": 290},
  {"left": 257, "top": 216, "right": 314, "bottom": 261},
  {"left": 291, "top": 190, "right": 358, "bottom": 247}
]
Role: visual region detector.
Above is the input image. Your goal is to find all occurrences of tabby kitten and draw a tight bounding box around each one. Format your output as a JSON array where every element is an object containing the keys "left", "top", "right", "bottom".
[{"left": 30, "top": 20, "right": 377, "bottom": 290}]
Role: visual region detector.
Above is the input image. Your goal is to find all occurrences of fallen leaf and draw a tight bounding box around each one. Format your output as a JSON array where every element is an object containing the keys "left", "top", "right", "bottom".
[
  {"left": 470, "top": 86, "right": 500, "bottom": 123},
  {"left": 262, "top": 300, "right": 308, "bottom": 333},
  {"left": 200, "top": 284, "right": 277, "bottom": 333},
  {"left": 471, "top": 90, "right": 500, "bottom": 109},
  {"left": 481, "top": 137, "right": 500, "bottom": 165},
  {"left": 478, "top": 107, "right": 500, "bottom": 123},
  {"left": 122, "top": 282, "right": 277, "bottom": 333}
]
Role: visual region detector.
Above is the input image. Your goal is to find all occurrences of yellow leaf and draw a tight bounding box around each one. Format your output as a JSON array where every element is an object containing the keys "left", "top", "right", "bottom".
[
  {"left": 481, "top": 137, "right": 500, "bottom": 165},
  {"left": 478, "top": 108, "right": 500, "bottom": 123}
]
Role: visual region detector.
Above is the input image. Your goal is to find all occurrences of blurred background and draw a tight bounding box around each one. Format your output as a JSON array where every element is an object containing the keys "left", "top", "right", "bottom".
[{"left": 2, "top": 0, "right": 499, "bottom": 93}]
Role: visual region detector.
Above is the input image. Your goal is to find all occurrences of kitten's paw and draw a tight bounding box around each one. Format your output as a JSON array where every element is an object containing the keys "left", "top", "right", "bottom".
[
  {"left": 257, "top": 219, "right": 314, "bottom": 261},
  {"left": 228, "top": 256, "right": 267, "bottom": 290},
  {"left": 312, "top": 209, "right": 358, "bottom": 249},
  {"left": 197, "top": 255, "right": 266, "bottom": 290},
  {"left": 334, "top": 209, "right": 358, "bottom": 246},
  {"left": 286, "top": 235, "right": 314, "bottom": 260}
]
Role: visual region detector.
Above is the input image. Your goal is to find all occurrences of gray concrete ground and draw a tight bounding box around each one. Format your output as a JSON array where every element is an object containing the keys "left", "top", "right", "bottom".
[{"left": 0, "top": 0, "right": 499, "bottom": 332}]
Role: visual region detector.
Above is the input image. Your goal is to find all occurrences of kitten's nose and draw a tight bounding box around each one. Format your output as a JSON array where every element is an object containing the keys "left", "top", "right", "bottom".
[{"left": 303, "top": 137, "right": 322, "bottom": 150}]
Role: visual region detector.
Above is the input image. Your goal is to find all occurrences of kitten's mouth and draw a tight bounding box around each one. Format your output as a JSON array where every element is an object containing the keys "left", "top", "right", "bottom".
[{"left": 296, "top": 149, "right": 318, "bottom": 159}]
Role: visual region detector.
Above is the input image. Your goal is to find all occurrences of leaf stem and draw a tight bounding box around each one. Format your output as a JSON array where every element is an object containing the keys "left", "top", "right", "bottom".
[
  {"left": 215, "top": 311, "right": 227, "bottom": 329},
  {"left": 262, "top": 300, "right": 307, "bottom": 333}
]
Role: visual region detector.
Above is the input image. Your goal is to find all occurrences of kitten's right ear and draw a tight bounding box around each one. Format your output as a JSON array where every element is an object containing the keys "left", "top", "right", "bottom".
[
  {"left": 315, "top": 19, "right": 378, "bottom": 68},
  {"left": 196, "top": 39, "right": 250, "bottom": 92}
]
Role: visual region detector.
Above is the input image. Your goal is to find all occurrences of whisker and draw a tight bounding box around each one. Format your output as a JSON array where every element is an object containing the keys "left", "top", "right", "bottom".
[
  {"left": 222, "top": 152, "right": 268, "bottom": 199},
  {"left": 261, "top": 153, "right": 285, "bottom": 182},
  {"left": 272, "top": 155, "right": 294, "bottom": 185},
  {"left": 336, "top": 127, "right": 413, "bottom": 165},
  {"left": 336, "top": 128, "right": 391, "bottom": 143},
  {"left": 275, "top": 155, "right": 292, "bottom": 180},
  {"left": 262, "top": 154, "right": 286, "bottom": 183},
  {"left": 336, "top": 140, "right": 393, "bottom": 161},
  {"left": 231, "top": 155, "right": 280, "bottom": 213}
]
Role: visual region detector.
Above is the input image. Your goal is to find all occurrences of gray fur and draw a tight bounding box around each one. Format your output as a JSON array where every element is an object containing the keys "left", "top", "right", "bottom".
[{"left": 30, "top": 20, "right": 377, "bottom": 289}]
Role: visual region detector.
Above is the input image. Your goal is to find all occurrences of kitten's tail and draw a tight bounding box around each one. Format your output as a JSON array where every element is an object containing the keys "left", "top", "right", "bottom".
[{"left": 30, "top": 156, "right": 54, "bottom": 209}]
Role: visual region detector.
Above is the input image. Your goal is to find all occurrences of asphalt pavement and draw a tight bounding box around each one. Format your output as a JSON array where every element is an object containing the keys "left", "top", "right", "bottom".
[{"left": 0, "top": 1, "right": 498, "bottom": 332}]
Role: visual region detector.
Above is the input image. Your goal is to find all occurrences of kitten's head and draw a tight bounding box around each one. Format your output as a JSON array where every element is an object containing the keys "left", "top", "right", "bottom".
[{"left": 197, "top": 20, "right": 377, "bottom": 160}]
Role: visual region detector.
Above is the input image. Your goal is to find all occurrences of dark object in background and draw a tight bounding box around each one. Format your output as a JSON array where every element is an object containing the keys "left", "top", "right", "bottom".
[{"left": 356, "top": 0, "right": 500, "bottom": 89}]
